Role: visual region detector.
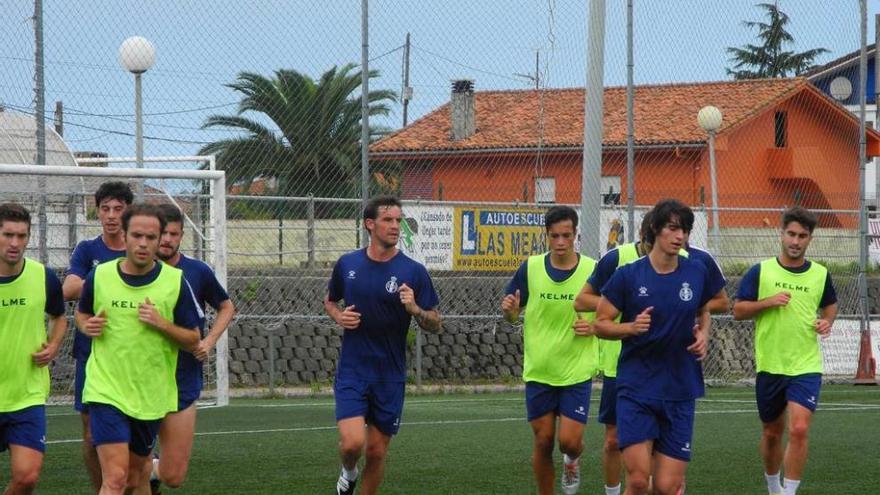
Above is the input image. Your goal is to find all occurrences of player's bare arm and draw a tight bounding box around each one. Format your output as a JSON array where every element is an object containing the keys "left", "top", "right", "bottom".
[
  {"left": 75, "top": 309, "right": 106, "bottom": 337},
  {"left": 62, "top": 273, "right": 84, "bottom": 301},
  {"left": 324, "top": 294, "right": 361, "bottom": 329},
  {"left": 500, "top": 289, "right": 521, "bottom": 323},
  {"left": 705, "top": 288, "right": 730, "bottom": 314},
  {"left": 815, "top": 302, "right": 837, "bottom": 338},
  {"left": 32, "top": 314, "right": 69, "bottom": 367},
  {"left": 687, "top": 305, "right": 711, "bottom": 361},
  {"left": 573, "top": 282, "right": 600, "bottom": 312},
  {"left": 594, "top": 298, "right": 652, "bottom": 340},
  {"left": 732, "top": 291, "right": 791, "bottom": 320},
  {"left": 399, "top": 283, "right": 441, "bottom": 333},
  {"left": 194, "top": 298, "right": 236, "bottom": 361},
  {"left": 138, "top": 297, "right": 200, "bottom": 351}
]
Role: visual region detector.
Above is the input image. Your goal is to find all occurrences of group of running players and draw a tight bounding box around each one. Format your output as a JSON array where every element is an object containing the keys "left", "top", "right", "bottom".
[
  {"left": 0, "top": 181, "right": 235, "bottom": 495},
  {"left": 0, "top": 191, "right": 836, "bottom": 495},
  {"left": 326, "top": 196, "right": 836, "bottom": 495}
]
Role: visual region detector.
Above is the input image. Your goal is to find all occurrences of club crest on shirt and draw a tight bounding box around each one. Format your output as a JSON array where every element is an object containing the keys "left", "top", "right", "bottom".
[
  {"left": 679, "top": 282, "right": 693, "bottom": 302},
  {"left": 385, "top": 276, "right": 399, "bottom": 293},
  {"left": 347, "top": 270, "right": 356, "bottom": 280},
  {"left": 638, "top": 286, "right": 649, "bottom": 297}
]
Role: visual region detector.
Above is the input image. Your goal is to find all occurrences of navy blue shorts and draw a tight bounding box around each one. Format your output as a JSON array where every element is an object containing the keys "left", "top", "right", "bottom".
[
  {"left": 176, "top": 351, "right": 203, "bottom": 412},
  {"left": 0, "top": 405, "right": 46, "bottom": 453},
  {"left": 598, "top": 377, "right": 617, "bottom": 425},
  {"left": 756, "top": 372, "right": 822, "bottom": 423},
  {"left": 74, "top": 357, "right": 88, "bottom": 413},
  {"left": 334, "top": 379, "right": 405, "bottom": 436},
  {"left": 617, "top": 394, "right": 695, "bottom": 462},
  {"left": 525, "top": 380, "right": 592, "bottom": 424},
  {"left": 89, "top": 403, "right": 162, "bottom": 457}
]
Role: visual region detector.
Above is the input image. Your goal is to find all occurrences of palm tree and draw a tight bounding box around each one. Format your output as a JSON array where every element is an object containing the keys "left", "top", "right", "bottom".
[
  {"left": 726, "top": 2, "right": 828, "bottom": 79},
  {"left": 199, "top": 64, "right": 396, "bottom": 216}
]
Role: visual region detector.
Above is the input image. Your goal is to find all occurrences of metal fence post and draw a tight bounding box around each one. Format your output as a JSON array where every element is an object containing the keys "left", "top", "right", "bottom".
[
  {"left": 307, "top": 194, "right": 315, "bottom": 268},
  {"left": 268, "top": 326, "right": 276, "bottom": 396},
  {"left": 67, "top": 193, "right": 77, "bottom": 255},
  {"left": 278, "top": 217, "right": 283, "bottom": 266}
]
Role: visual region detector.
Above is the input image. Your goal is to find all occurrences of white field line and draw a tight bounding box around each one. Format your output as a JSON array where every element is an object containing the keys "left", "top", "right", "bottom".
[{"left": 44, "top": 404, "right": 880, "bottom": 445}]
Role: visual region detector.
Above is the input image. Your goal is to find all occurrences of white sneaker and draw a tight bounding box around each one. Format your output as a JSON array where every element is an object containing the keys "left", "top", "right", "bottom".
[
  {"left": 336, "top": 473, "right": 357, "bottom": 495},
  {"left": 561, "top": 460, "right": 580, "bottom": 495}
]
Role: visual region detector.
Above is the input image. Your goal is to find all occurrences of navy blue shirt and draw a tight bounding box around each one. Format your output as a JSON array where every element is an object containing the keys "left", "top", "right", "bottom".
[
  {"left": 171, "top": 254, "right": 230, "bottom": 397},
  {"left": 602, "top": 256, "right": 725, "bottom": 401},
  {"left": 78, "top": 261, "right": 203, "bottom": 331},
  {"left": 735, "top": 258, "right": 837, "bottom": 308},
  {"left": 505, "top": 255, "right": 582, "bottom": 306},
  {"left": 686, "top": 245, "right": 727, "bottom": 295},
  {"left": 588, "top": 247, "right": 630, "bottom": 294},
  {"left": 67, "top": 236, "right": 126, "bottom": 358},
  {"left": 328, "top": 249, "right": 439, "bottom": 382},
  {"left": 0, "top": 260, "right": 64, "bottom": 317}
]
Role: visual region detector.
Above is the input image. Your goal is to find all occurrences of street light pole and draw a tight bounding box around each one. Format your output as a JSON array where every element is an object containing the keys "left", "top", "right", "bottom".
[
  {"left": 698, "top": 105, "right": 723, "bottom": 255},
  {"left": 118, "top": 36, "right": 156, "bottom": 200}
]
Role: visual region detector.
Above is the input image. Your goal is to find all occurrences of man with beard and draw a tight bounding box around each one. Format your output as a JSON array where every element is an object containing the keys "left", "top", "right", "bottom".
[
  {"left": 324, "top": 196, "right": 441, "bottom": 495},
  {"left": 733, "top": 207, "right": 837, "bottom": 495}
]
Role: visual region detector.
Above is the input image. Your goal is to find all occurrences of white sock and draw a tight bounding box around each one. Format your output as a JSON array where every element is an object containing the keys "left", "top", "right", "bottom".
[
  {"left": 783, "top": 478, "right": 800, "bottom": 495},
  {"left": 563, "top": 453, "right": 579, "bottom": 465},
  {"left": 765, "top": 472, "right": 782, "bottom": 493},
  {"left": 150, "top": 457, "right": 160, "bottom": 481},
  {"left": 342, "top": 465, "right": 359, "bottom": 482},
  {"left": 605, "top": 484, "right": 622, "bottom": 495}
]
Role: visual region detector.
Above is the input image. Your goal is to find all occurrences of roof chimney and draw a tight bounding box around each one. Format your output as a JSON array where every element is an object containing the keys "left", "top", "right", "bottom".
[{"left": 450, "top": 79, "right": 475, "bottom": 140}]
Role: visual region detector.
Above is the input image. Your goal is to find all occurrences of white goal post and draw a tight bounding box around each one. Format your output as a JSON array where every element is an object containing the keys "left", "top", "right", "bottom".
[{"left": 0, "top": 161, "right": 229, "bottom": 407}]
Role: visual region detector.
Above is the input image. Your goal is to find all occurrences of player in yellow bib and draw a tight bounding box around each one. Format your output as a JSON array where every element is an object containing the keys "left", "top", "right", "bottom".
[
  {"left": 501, "top": 206, "right": 599, "bottom": 495},
  {"left": 0, "top": 203, "right": 66, "bottom": 495},
  {"left": 733, "top": 207, "right": 837, "bottom": 495},
  {"left": 75, "top": 204, "right": 202, "bottom": 495}
]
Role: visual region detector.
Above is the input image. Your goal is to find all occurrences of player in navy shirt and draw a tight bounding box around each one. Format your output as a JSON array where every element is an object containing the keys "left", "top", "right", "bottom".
[
  {"left": 134, "top": 203, "right": 235, "bottom": 493},
  {"left": 595, "top": 200, "right": 724, "bottom": 495},
  {"left": 324, "top": 196, "right": 441, "bottom": 495},
  {"left": 62, "top": 181, "right": 132, "bottom": 491}
]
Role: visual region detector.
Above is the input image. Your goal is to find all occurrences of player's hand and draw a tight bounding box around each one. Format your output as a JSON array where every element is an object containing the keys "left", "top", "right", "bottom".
[
  {"left": 32, "top": 341, "right": 60, "bottom": 367},
  {"left": 630, "top": 306, "right": 653, "bottom": 335},
  {"left": 501, "top": 290, "right": 521, "bottom": 314},
  {"left": 138, "top": 297, "right": 168, "bottom": 330},
  {"left": 399, "top": 283, "right": 420, "bottom": 315},
  {"left": 83, "top": 309, "right": 107, "bottom": 337},
  {"left": 766, "top": 291, "right": 791, "bottom": 308},
  {"left": 687, "top": 323, "right": 709, "bottom": 361},
  {"left": 815, "top": 318, "right": 832, "bottom": 338},
  {"left": 337, "top": 305, "right": 361, "bottom": 330},
  {"left": 572, "top": 315, "right": 595, "bottom": 336},
  {"left": 194, "top": 337, "right": 216, "bottom": 361}
]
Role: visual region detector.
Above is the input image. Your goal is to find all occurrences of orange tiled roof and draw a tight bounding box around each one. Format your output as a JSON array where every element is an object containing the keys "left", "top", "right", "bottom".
[{"left": 372, "top": 78, "right": 810, "bottom": 154}]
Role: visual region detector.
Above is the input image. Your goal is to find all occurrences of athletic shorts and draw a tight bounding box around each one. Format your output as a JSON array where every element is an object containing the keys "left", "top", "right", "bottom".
[
  {"left": 597, "top": 376, "right": 617, "bottom": 425},
  {"left": 616, "top": 394, "right": 696, "bottom": 462},
  {"left": 525, "top": 380, "right": 592, "bottom": 424},
  {"left": 176, "top": 350, "right": 203, "bottom": 412},
  {"left": 0, "top": 405, "right": 46, "bottom": 453},
  {"left": 334, "top": 378, "right": 405, "bottom": 436},
  {"left": 756, "top": 372, "right": 822, "bottom": 423},
  {"left": 89, "top": 403, "right": 162, "bottom": 457},
  {"left": 74, "top": 357, "right": 88, "bottom": 413}
]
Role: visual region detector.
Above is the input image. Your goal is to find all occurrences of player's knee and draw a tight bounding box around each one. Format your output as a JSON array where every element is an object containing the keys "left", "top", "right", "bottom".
[
  {"left": 11, "top": 466, "right": 40, "bottom": 490},
  {"left": 339, "top": 437, "right": 365, "bottom": 458},
  {"left": 364, "top": 443, "right": 387, "bottom": 465},
  {"left": 788, "top": 420, "right": 810, "bottom": 442},
  {"left": 557, "top": 436, "right": 582, "bottom": 456},
  {"left": 626, "top": 472, "right": 651, "bottom": 493},
  {"left": 161, "top": 465, "right": 188, "bottom": 488},
  {"left": 101, "top": 467, "right": 128, "bottom": 491},
  {"left": 603, "top": 434, "right": 619, "bottom": 454},
  {"left": 532, "top": 432, "right": 555, "bottom": 456},
  {"left": 762, "top": 424, "right": 783, "bottom": 443}
]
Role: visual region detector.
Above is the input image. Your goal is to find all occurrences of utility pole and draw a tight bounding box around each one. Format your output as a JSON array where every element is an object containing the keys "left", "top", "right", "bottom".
[
  {"left": 54, "top": 100, "right": 63, "bottom": 136},
  {"left": 402, "top": 32, "right": 412, "bottom": 127}
]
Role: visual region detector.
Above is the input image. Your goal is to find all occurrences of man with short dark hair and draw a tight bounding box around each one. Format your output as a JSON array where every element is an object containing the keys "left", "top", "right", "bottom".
[
  {"left": 324, "top": 196, "right": 441, "bottom": 495},
  {"left": 502, "top": 205, "right": 599, "bottom": 495},
  {"left": 136, "top": 203, "right": 235, "bottom": 494},
  {"left": 733, "top": 206, "right": 837, "bottom": 495},
  {"left": 595, "top": 199, "right": 722, "bottom": 495},
  {"left": 63, "top": 181, "right": 133, "bottom": 490},
  {"left": 75, "top": 203, "right": 202, "bottom": 495},
  {"left": 0, "top": 203, "right": 66, "bottom": 495}
]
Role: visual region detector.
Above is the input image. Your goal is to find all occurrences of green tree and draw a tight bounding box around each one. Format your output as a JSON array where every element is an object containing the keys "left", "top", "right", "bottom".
[
  {"left": 199, "top": 64, "right": 396, "bottom": 216},
  {"left": 726, "top": 2, "right": 828, "bottom": 79}
]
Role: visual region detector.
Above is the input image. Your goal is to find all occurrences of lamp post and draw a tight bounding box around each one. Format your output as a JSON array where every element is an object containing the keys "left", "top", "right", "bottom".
[
  {"left": 698, "top": 105, "right": 723, "bottom": 255},
  {"left": 118, "top": 36, "right": 156, "bottom": 199}
]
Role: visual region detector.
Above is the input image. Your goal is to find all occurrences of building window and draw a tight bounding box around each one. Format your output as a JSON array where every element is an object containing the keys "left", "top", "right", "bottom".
[
  {"left": 601, "top": 176, "right": 621, "bottom": 205},
  {"left": 535, "top": 177, "right": 556, "bottom": 203},
  {"left": 774, "top": 111, "right": 787, "bottom": 148}
]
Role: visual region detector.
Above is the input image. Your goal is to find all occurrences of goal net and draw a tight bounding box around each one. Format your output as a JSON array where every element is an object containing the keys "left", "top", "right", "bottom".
[{"left": 0, "top": 158, "right": 229, "bottom": 407}]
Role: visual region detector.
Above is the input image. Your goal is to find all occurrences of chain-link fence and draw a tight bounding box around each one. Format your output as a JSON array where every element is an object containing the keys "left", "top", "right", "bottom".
[{"left": 2, "top": 1, "right": 878, "bottom": 392}]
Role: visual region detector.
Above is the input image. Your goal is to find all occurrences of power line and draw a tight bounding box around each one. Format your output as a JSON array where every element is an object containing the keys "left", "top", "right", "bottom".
[{"left": 411, "top": 44, "right": 523, "bottom": 83}]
